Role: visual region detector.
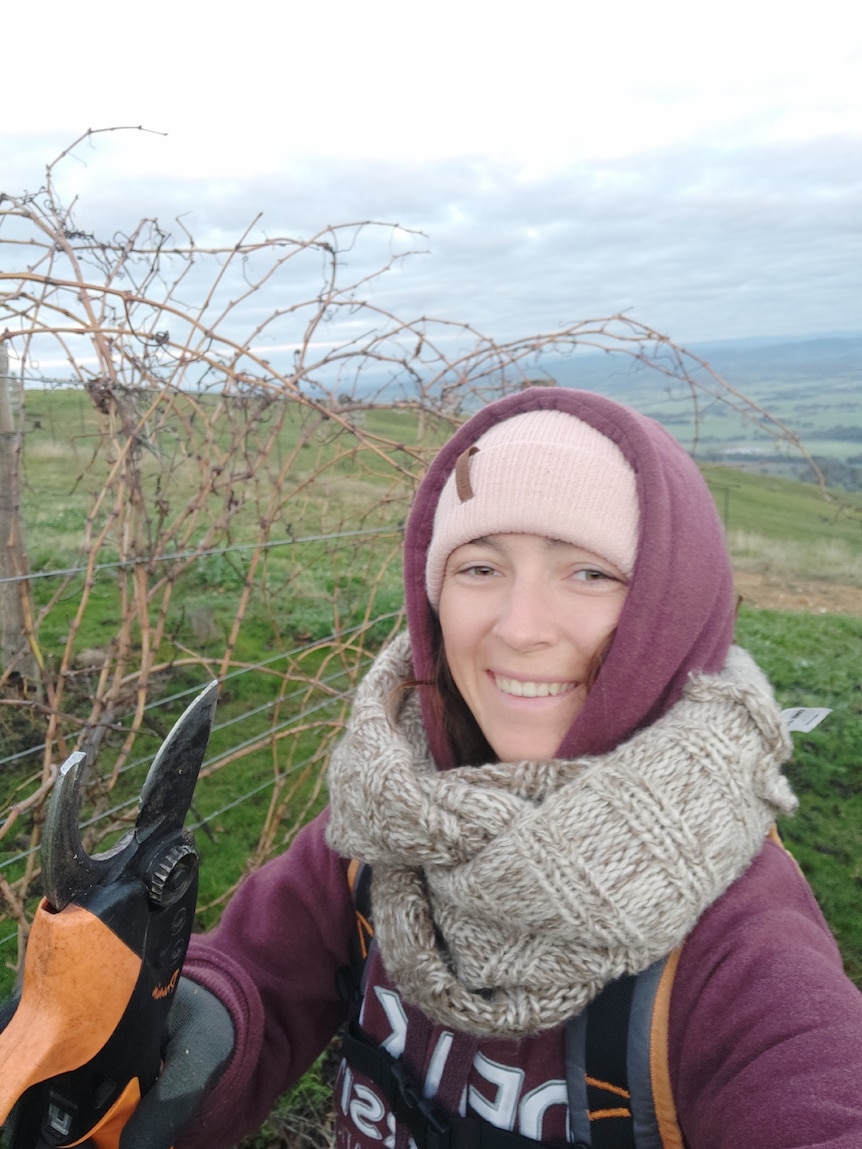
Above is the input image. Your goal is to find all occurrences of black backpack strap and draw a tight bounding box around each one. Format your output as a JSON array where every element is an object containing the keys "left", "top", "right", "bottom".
[
  {"left": 566, "top": 975, "right": 636, "bottom": 1148},
  {"left": 586, "top": 972, "right": 638, "bottom": 1149},
  {"left": 566, "top": 955, "right": 679, "bottom": 1149}
]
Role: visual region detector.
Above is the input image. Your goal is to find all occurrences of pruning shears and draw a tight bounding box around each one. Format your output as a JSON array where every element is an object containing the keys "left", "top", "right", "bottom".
[{"left": 0, "top": 681, "right": 218, "bottom": 1148}]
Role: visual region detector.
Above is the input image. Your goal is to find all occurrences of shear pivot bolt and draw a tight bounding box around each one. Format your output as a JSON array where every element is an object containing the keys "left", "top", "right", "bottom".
[{"left": 147, "top": 843, "right": 198, "bottom": 906}]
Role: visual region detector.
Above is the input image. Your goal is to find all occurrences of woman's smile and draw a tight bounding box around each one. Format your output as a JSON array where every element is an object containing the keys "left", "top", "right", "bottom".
[{"left": 491, "top": 674, "right": 578, "bottom": 699}]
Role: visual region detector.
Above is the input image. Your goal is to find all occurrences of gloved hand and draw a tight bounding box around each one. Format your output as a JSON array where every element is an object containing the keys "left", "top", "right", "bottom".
[{"left": 119, "top": 978, "right": 234, "bottom": 1149}]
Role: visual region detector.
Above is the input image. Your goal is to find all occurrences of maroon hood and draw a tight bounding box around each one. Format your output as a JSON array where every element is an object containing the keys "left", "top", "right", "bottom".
[{"left": 403, "top": 387, "right": 736, "bottom": 769}]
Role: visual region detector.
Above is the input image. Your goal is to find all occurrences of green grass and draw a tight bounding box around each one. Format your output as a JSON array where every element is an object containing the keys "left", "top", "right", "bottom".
[
  {"left": 734, "top": 608, "right": 862, "bottom": 981},
  {"left": 705, "top": 465, "right": 862, "bottom": 547},
  {"left": 236, "top": 1047, "right": 340, "bottom": 1149}
]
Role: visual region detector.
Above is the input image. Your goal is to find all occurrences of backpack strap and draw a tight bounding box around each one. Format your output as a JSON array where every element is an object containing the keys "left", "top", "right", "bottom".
[
  {"left": 346, "top": 857, "right": 374, "bottom": 965},
  {"left": 648, "top": 948, "right": 684, "bottom": 1149},
  {"left": 567, "top": 971, "right": 639, "bottom": 1148},
  {"left": 565, "top": 953, "right": 680, "bottom": 1149}
]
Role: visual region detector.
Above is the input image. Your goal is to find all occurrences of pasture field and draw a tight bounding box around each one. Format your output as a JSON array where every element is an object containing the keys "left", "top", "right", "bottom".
[{"left": 544, "top": 334, "right": 862, "bottom": 476}]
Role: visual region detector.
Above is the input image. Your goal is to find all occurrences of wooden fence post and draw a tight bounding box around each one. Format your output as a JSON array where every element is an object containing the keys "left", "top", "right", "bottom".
[{"left": 0, "top": 344, "right": 40, "bottom": 691}]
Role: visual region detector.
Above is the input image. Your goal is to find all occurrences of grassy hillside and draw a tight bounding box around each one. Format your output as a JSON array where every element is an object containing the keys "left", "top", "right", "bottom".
[
  {"left": 704, "top": 464, "right": 862, "bottom": 544},
  {"left": 735, "top": 608, "right": 862, "bottom": 980}
]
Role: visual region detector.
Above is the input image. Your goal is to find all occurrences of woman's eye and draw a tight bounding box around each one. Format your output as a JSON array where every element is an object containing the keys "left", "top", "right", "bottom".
[
  {"left": 573, "top": 568, "right": 617, "bottom": 583},
  {"left": 450, "top": 561, "right": 500, "bottom": 578}
]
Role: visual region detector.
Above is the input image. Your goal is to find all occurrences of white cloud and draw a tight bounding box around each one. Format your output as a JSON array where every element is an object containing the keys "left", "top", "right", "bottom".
[{"left": 3, "top": 0, "right": 860, "bottom": 343}]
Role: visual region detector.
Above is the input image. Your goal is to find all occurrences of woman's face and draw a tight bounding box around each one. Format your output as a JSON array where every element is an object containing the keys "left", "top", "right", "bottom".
[{"left": 438, "top": 533, "right": 629, "bottom": 762}]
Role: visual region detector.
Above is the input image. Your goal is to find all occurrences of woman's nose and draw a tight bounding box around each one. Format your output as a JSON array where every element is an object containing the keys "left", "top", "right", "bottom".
[{"left": 492, "top": 578, "right": 557, "bottom": 649}]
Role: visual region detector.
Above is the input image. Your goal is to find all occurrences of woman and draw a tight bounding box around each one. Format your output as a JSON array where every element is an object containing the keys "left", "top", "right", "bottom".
[{"left": 127, "top": 388, "right": 862, "bottom": 1149}]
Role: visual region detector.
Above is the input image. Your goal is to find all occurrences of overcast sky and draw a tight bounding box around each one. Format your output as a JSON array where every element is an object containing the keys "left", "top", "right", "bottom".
[{"left": 3, "top": 0, "right": 861, "bottom": 349}]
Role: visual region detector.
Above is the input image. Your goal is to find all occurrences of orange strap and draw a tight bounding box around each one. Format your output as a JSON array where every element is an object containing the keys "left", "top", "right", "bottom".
[
  {"left": 650, "top": 946, "right": 685, "bottom": 1149},
  {"left": 65, "top": 1078, "right": 141, "bottom": 1148}
]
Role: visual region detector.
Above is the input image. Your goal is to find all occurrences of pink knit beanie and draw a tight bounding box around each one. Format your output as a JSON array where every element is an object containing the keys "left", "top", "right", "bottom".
[{"left": 425, "top": 408, "right": 640, "bottom": 608}]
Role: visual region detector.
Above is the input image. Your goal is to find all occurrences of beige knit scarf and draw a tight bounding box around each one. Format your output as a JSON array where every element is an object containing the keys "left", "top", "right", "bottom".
[{"left": 326, "top": 633, "right": 797, "bottom": 1038}]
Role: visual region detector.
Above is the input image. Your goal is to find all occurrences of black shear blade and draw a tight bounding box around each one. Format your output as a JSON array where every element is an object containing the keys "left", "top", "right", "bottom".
[
  {"left": 137, "top": 680, "right": 219, "bottom": 839},
  {"left": 41, "top": 752, "right": 134, "bottom": 910}
]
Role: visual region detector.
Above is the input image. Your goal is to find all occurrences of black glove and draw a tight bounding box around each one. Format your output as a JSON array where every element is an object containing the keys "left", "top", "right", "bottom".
[{"left": 119, "top": 978, "right": 234, "bottom": 1149}]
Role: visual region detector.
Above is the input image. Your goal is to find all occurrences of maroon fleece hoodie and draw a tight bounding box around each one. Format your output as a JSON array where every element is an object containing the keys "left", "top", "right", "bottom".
[{"left": 181, "top": 389, "right": 862, "bottom": 1148}]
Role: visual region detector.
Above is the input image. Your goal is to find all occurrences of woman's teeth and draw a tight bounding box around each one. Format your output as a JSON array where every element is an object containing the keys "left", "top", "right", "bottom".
[{"left": 494, "top": 676, "right": 575, "bottom": 698}]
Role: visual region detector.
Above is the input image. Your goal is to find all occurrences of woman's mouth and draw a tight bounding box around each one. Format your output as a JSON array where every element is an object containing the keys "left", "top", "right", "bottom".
[{"left": 493, "top": 675, "right": 577, "bottom": 699}]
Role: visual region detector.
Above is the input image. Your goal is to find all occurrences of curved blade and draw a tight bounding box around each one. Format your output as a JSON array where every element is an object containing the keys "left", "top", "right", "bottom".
[
  {"left": 42, "top": 754, "right": 135, "bottom": 911},
  {"left": 136, "top": 680, "right": 219, "bottom": 840}
]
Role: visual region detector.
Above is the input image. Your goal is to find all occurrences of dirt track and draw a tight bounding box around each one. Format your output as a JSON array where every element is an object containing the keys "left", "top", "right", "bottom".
[{"left": 734, "top": 571, "right": 862, "bottom": 616}]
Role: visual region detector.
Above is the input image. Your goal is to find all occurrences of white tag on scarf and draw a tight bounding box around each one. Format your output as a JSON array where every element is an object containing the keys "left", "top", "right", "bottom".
[{"left": 781, "top": 707, "right": 832, "bottom": 733}]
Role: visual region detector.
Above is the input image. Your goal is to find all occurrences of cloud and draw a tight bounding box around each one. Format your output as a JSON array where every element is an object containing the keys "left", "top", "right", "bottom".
[{"left": 3, "top": 128, "right": 860, "bottom": 347}]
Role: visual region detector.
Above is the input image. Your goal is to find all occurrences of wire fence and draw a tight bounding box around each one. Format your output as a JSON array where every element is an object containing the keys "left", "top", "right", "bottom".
[{"left": 0, "top": 513, "right": 405, "bottom": 978}]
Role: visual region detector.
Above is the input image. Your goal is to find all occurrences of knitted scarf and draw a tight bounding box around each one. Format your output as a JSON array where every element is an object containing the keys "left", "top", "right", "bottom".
[{"left": 326, "top": 633, "right": 797, "bottom": 1038}]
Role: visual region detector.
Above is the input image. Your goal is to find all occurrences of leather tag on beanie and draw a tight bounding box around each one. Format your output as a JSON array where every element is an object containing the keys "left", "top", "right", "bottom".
[{"left": 454, "top": 446, "right": 479, "bottom": 503}]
